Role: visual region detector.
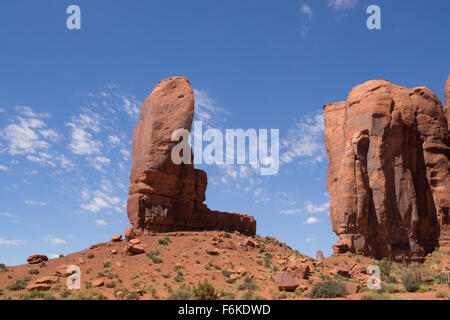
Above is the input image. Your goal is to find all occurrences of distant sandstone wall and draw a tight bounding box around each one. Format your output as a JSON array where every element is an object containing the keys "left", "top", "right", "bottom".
[
  {"left": 324, "top": 78, "right": 450, "bottom": 262},
  {"left": 127, "top": 77, "right": 256, "bottom": 236}
]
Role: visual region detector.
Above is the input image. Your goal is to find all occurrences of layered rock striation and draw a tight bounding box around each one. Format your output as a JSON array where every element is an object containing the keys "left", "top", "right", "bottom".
[
  {"left": 127, "top": 77, "right": 256, "bottom": 236},
  {"left": 324, "top": 78, "right": 450, "bottom": 261}
]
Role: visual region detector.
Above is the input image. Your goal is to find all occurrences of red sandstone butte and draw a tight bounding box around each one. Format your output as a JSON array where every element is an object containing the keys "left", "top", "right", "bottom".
[
  {"left": 324, "top": 79, "right": 450, "bottom": 262},
  {"left": 126, "top": 77, "right": 256, "bottom": 236}
]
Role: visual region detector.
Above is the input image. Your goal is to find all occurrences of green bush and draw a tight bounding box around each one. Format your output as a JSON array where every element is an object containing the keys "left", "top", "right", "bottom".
[
  {"left": 7, "top": 277, "right": 31, "bottom": 291},
  {"left": 378, "top": 258, "right": 392, "bottom": 279},
  {"left": 28, "top": 268, "right": 39, "bottom": 275},
  {"left": 0, "top": 264, "right": 6, "bottom": 270},
  {"left": 103, "top": 262, "right": 111, "bottom": 268},
  {"left": 221, "top": 270, "right": 232, "bottom": 278},
  {"left": 87, "top": 253, "right": 94, "bottom": 259},
  {"left": 168, "top": 286, "right": 194, "bottom": 300},
  {"left": 174, "top": 275, "right": 184, "bottom": 283},
  {"left": 401, "top": 268, "right": 421, "bottom": 292},
  {"left": 386, "top": 276, "right": 398, "bottom": 284},
  {"left": 158, "top": 236, "right": 171, "bottom": 246},
  {"left": 193, "top": 280, "right": 218, "bottom": 300},
  {"left": 152, "top": 257, "right": 163, "bottom": 264},
  {"left": 237, "top": 277, "right": 258, "bottom": 291},
  {"left": 310, "top": 281, "right": 347, "bottom": 299}
]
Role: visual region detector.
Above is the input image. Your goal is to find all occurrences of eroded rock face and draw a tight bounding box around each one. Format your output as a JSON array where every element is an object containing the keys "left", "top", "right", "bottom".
[
  {"left": 324, "top": 79, "right": 450, "bottom": 262},
  {"left": 445, "top": 75, "right": 450, "bottom": 130},
  {"left": 127, "top": 77, "right": 256, "bottom": 236}
]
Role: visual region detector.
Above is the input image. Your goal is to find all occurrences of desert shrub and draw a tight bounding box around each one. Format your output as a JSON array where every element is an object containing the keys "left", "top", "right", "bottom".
[
  {"left": 7, "top": 277, "right": 31, "bottom": 291},
  {"left": 226, "top": 278, "right": 236, "bottom": 284},
  {"left": 223, "top": 232, "right": 231, "bottom": 238},
  {"left": 401, "top": 268, "right": 421, "bottom": 292},
  {"left": 152, "top": 257, "right": 163, "bottom": 264},
  {"left": 310, "top": 281, "right": 347, "bottom": 299},
  {"left": 240, "top": 290, "right": 254, "bottom": 300},
  {"left": 158, "top": 236, "right": 171, "bottom": 245},
  {"left": 106, "top": 282, "right": 116, "bottom": 289},
  {"left": 386, "top": 276, "right": 398, "bottom": 284},
  {"left": 103, "top": 262, "right": 111, "bottom": 268},
  {"left": 192, "top": 280, "right": 218, "bottom": 300},
  {"left": 0, "top": 264, "right": 6, "bottom": 270},
  {"left": 60, "top": 290, "right": 70, "bottom": 298},
  {"left": 0, "top": 288, "right": 3, "bottom": 296},
  {"left": 168, "top": 286, "right": 194, "bottom": 300},
  {"left": 39, "top": 262, "right": 46, "bottom": 268},
  {"left": 378, "top": 258, "right": 392, "bottom": 279},
  {"left": 435, "top": 291, "right": 448, "bottom": 298},
  {"left": 87, "top": 253, "right": 94, "bottom": 259},
  {"left": 361, "top": 292, "right": 392, "bottom": 300},
  {"left": 378, "top": 284, "right": 399, "bottom": 294},
  {"left": 221, "top": 270, "right": 232, "bottom": 278},
  {"left": 237, "top": 277, "right": 258, "bottom": 291},
  {"left": 204, "top": 262, "right": 213, "bottom": 270},
  {"left": 125, "top": 292, "right": 140, "bottom": 300},
  {"left": 28, "top": 268, "right": 39, "bottom": 275},
  {"left": 264, "top": 257, "right": 271, "bottom": 268},
  {"left": 174, "top": 275, "right": 184, "bottom": 283}
]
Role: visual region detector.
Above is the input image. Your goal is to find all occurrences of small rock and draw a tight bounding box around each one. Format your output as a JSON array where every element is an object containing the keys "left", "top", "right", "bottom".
[
  {"left": 91, "top": 279, "right": 104, "bottom": 287},
  {"left": 206, "top": 247, "right": 219, "bottom": 255},
  {"left": 129, "top": 239, "right": 140, "bottom": 245},
  {"left": 125, "top": 244, "right": 146, "bottom": 255},
  {"left": 316, "top": 250, "right": 325, "bottom": 262},
  {"left": 55, "top": 265, "right": 75, "bottom": 277},
  {"left": 110, "top": 249, "right": 118, "bottom": 255}
]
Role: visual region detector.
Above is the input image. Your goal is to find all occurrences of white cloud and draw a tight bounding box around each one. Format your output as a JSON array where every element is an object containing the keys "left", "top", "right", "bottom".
[
  {"left": 280, "top": 111, "right": 325, "bottom": 164},
  {"left": 27, "top": 152, "right": 56, "bottom": 167},
  {"left": 48, "top": 254, "right": 61, "bottom": 259},
  {"left": 280, "top": 209, "right": 303, "bottom": 215},
  {"left": 254, "top": 188, "right": 262, "bottom": 197},
  {"left": 0, "top": 165, "right": 8, "bottom": 171},
  {"left": 304, "top": 201, "right": 330, "bottom": 213},
  {"left": 25, "top": 200, "right": 47, "bottom": 206},
  {"left": 0, "top": 212, "right": 14, "bottom": 218},
  {"left": 45, "top": 235, "right": 67, "bottom": 245},
  {"left": 0, "top": 238, "right": 25, "bottom": 246},
  {"left": 1, "top": 116, "right": 50, "bottom": 155},
  {"left": 91, "top": 156, "right": 111, "bottom": 171},
  {"left": 305, "top": 237, "right": 315, "bottom": 243},
  {"left": 305, "top": 217, "right": 320, "bottom": 224},
  {"left": 328, "top": 0, "right": 358, "bottom": 10},
  {"left": 96, "top": 219, "right": 107, "bottom": 226},
  {"left": 193, "top": 89, "right": 230, "bottom": 128},
  {"left": 120, "top": 149, "right": 130, "bottom": 160},
  {"left": 121, "top": 96, "right": 140, "bottom": 119},
  {"left": 68, "top": 127, "right": 102, "bottom": 155},
  {"left": 300, "top": 4, "right": 313, "bottom": 20},
  {"left": 81, "top": 190, "right": 121, "bottom": 213},
  {"left": 108, "top": 135, "right": 121, "bottom": 145}
]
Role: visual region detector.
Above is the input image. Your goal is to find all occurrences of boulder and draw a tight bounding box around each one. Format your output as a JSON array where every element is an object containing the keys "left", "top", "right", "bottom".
[
  {"left": 91, "top": 279, "right": 104, "bottom": 287},
  {"left": 111, "top": 235, "right": 122, "bottom": 242},
  {"left": 126, "top": 77, "right": 256, "bottom": 236},
  {"left": 27, "top": 255, "right": 48, "bottom": 265},
  {"left": 34, "top": 276, "right": 59, "bottom": 285},
  {"left": 55, "top": 265, "right": 75, "bottom": 277},
  {"left": 125, "top": 244, "right": 146, "bottom": 255},
  {"left": 324, "top": 79, "right": 450, "bottom": 262},
  {"left": 26, "top": 283, "right": 51, "bottom": 292},
  {"left": 124, "top": 227, "right": 135, "bottom": 241},
  {"left": 274, "top": 273, "right": 299, "bottom": 292}
]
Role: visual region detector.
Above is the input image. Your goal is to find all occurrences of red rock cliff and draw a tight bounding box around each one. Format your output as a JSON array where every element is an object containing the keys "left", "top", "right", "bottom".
[
  {"left": 127, "top": 77, "right": 256, "bottom": 236},
  {"left": 324, "top": 79, "right": 450, "bottom": 262}
]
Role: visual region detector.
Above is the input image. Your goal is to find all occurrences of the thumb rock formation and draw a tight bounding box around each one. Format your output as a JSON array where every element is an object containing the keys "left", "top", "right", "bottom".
[
  {"left": 324, "top": 78, "right": 450, "bottom": 262},
  {"left": 127, "top": 77, "right": 256, "bottom": 236}
]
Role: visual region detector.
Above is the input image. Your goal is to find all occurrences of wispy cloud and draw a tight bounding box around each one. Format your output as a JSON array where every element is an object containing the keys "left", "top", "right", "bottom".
[
  {"left": 0, "top": 107, "right": 56, "bottom": 156},
  {"left": 25, "top": 200, "right": 47, "bottom": 206},
  {"left": 193, "top": 89, "right": 230, "bottom": 129},
  {"left": 81, "top": 190, "right": 121, "bottom": 213},
  {"left": 328, "top": 0, "right": 358, "bottom": 11},
  {"left": 305, "top": 216, "right": 321, "bottom": 224},
  {"left": 0, "top": 165, "right": 8, "bottom": 171},
  {"left": 299, "top": 3, "right": 314, "bottom": 37},
  {"left": 0, "top": 238, "right": 25, "bottom": 246},
  {"left": 96, "top": 219, "right": 107, "bottom": 226},
  {"left": 280, "top": 111, "right": 325, "bottom": 165},
  {"left": 281, "top": 200, "right": 329, "bottom": 215},
  {"left": 45, "top": 235, "right": 67, "bottom": 245}
]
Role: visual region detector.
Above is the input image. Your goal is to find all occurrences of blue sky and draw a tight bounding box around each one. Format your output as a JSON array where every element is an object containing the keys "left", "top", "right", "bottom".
[{"left": 0, "top": 0, "right": 449, "bottom": 266}]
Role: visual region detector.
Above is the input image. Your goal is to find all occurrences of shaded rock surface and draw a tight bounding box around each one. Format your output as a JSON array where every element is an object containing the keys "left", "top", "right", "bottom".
[
  {"left": 127, "top": 77, "right": 256, "bottom": 236},
  {"left": 446, "top": 75, "right": 450, "bottom": 130},
  {"left": 324, "top": 79, "right": 450, "bottom": 262},
  {"left": 27, "top": 255, "right": 48, "bottom": 265}
]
